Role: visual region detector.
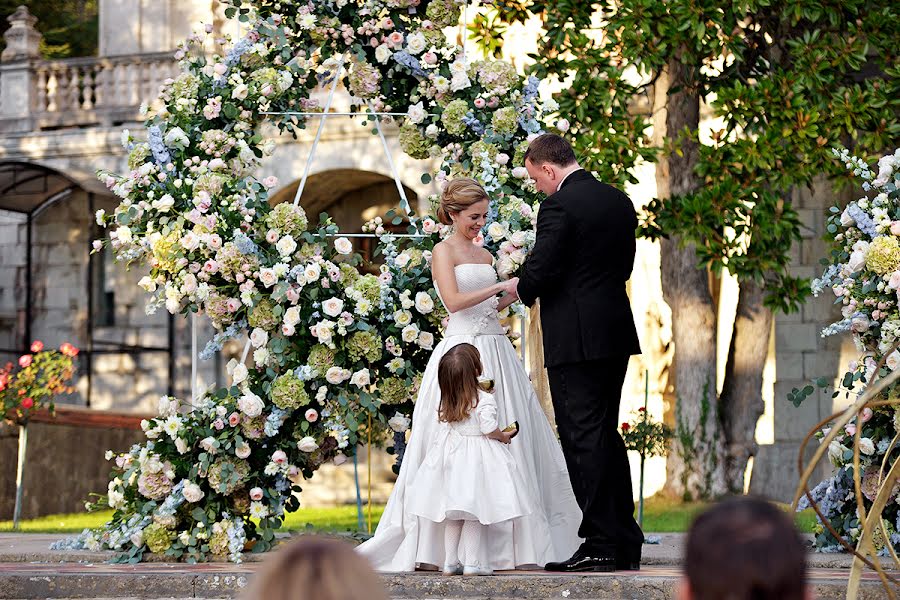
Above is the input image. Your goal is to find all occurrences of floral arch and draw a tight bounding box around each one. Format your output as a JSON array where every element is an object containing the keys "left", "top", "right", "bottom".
[{"left": 83, "top": 0, "right": 558, "bottom": 562}]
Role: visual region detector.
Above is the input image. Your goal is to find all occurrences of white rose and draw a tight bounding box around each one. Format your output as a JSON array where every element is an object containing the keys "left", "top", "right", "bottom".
[
  {"left": 138, "top": 276, "right": 157, "bottom": 292},
  {"left": 164, "top": 126, "right": 189, "bottom": 148},
  {"left": 297, "top": 436, "right": 319, "bottom": 453},
  {"left": 394, "top": 253, "right": 411, "bottom": 268},
  {"left": 512, "top": 166, "right": 529, "bottom": 179},
  {"left": 828, "top": 440, "right": 844, "bottom": 464},
  {"left": 231, "top": 363, "right": 249, "bottom": 384},
  {"left": 175, "top": 437, "right": 189, "bottom": 454},
  {"left": 259, "top": 267, "right": 278, "bottom": 287},
  {"left": 850, "top": 315, "right": 870, "bottom": 333},
  {"left": 487, "top": 221, "right": 508, "bottom": 241},
  {"left": 235, "top": 441, "right": 251, "bottom": 459},
  {"left": 418, "top": 331, "right": 434, "bottom": 350},
  {"left": 350, "top": 369, "right": 371, "bottom": 388},
  {"left": 152, "top": 194, "right": 175, "bottom": 212},
  {"left": 510, "top": 230, "right": 528, "bottom": 247},
  {"left": 407, "top": 101, "right": 427, "bottom": 124},
  {"left": 450, "top": 72, "right": 470, "bottom": 92},
  {"left": 334, "top": 237, "right": 353, "bottom": 255},
  {"left": 250, "top": 327, "right": 269, "bottom": 348},
  {"left": 231, "top": 83, "right": 249, "bottom": 100},
  {"left": 276, "top": 235, "right": 297, "bottom": 257},
  {"left": 158, "top": 395, "right": 176, "bottom": 416},
  {"left": 237, "top": 391, "right": 264, "bottom": 417},
  {"left": 394, "top": 310, "right": 413, "bottom": 326},
  {"left": 326, "top": 366, "right": 346, "bottom": 385},
  {"left": 414, "top": 292, "right": 434, "bottom": 314},
  {"left": 840, "top": 206, "right": 856, "bottom": 227},
  {"left": 116, "top": 226, "right": 133, "bottom": 243},
  {"left": 556, "top": 118, "right": 570, "bottom": 132},
  {"left": 283, "top": 306, "right": 301, "bottom": 327},
  {"left": 375, "top": 44, "right": 393, "bottom": 64},
  {"left": 322, "top": 297, "right": 344, "bottom": 317},
  {"left": 859, "top": 437, "right": 876, "bottom": 455},
  {"left": 181, "top": 231, "right": 200, "bottom": 252},
  {"left": 402, "top": 324, "right": 420, "bottom": 343},
  {"left": 304, "top": 263, "right": 322, "bottom": 283},
  {"left": 887, "top": 350, "right": 900, "bottom": 372},
  {"left": 496, "top": 256, "right": 515, "bottom": 279},
  {"left": 183, "top": 481, "right": 205, "bottom": 503},
  {"left": 200, "top": 436, "right": 218, "bottom": 455},
  {"left": 406, "top": 32, "right": 427, "bottom": 54},
  {"left": 425, "top": 123, "right": 440, "bottom": 139},
  {"left": 388, "top": 413, "right": 411, "bottom": 433},
  {"left": 848, "top": 250, "right": 867, "bottom": 273}
]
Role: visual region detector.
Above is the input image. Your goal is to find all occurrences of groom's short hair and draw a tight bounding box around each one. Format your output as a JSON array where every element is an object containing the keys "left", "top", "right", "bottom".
[
  {"left": 524, "top": 134, "right": 577, "bottom": 167},
  {"left": 684, "top": 496, "right": 807, "bottom": 600}
]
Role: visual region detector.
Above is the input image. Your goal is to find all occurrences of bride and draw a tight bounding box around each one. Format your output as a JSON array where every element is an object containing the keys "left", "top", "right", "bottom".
[{"left": 356, "top": 178, "right": 582, "bottom": 571}]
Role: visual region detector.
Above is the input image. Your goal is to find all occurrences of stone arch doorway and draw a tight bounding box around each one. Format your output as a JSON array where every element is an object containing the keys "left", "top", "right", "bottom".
[{"left": 0, "top": 161, "right": 175, "bottom": 409}]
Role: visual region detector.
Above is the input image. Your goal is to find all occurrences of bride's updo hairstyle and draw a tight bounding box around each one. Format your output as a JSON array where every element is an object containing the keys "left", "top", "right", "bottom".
[{"left": 437, "top": 177, "right": 489, "bottom": 226}]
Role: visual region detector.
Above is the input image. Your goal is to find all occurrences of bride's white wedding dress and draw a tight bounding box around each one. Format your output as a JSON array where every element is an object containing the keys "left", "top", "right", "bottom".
[{"left": 356, "top": 263, "right": 582, "bottom": 571}]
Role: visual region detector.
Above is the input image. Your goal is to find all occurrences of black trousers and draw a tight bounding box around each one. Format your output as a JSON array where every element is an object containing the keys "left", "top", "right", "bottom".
[{"left": 548, "top": 356, "right": 644, "bottom": 557}]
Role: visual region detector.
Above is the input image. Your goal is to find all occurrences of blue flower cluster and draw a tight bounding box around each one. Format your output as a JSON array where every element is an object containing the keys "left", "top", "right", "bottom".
[
  {"left": 233, "top": 233, "right": 258, "bottom": 255},
  {"left": 147, "top": 125, "right": 171, "bottom": 165},
  {"left": 846, "top": 203, "right": 878, "bottom": 238},
  {"left": 199, "top": 318, "right": 248, "bottom": 360},
  {"left": 393, "top": 50, "right": 426, "bottom": 78}
]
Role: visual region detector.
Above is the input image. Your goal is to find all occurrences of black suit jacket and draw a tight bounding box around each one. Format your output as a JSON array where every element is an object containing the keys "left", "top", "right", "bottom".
[{"left": 518, "top": 169, "right": 641, "bottom": 368}]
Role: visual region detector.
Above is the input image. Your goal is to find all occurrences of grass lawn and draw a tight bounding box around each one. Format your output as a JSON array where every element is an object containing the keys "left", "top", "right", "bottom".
[{"left": 0, "top": 496, "right": 818, "bottom": 535}]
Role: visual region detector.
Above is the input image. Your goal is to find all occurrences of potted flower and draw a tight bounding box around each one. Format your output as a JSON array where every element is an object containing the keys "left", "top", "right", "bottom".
[{"left": 1, "top": 341, "right": 78, "bottom": 528}]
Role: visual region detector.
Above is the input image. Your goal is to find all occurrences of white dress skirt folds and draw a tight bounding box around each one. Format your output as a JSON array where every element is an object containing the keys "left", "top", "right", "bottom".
[{"left": 356, "top": 263, "right": 582, "bottom": 571}]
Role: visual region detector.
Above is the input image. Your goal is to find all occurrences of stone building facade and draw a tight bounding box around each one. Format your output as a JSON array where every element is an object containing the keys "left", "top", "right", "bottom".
[{"left": 0, "top": 1, "right": 845, "bottom": 513}]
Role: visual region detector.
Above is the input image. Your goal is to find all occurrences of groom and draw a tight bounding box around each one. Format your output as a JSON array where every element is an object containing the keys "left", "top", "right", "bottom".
[{"left": 515, "top": 133, "right": 644, "bottom": 572}]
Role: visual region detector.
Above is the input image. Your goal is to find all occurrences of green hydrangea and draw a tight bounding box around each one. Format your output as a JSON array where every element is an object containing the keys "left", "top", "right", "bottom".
[
  {"left": 469, "top": 141, "right": 499, "bottom": 163},
  {"left": 270, "top": 372, "right": 310, "bottom": 410},
  {"left": 866, "top": 236, "right": 900, "bottom": 275},
  {"left": 406, "top": 248, "right": 425, "bottom": 269},
  {"left": 308, "top": 344, "right": 336, "bottom": 374},
  {"left": 193, "top": 173, "right": 227, "bottom": 196},
  {"left": 209, "top": 523, "right": 230, "bottom": 556},
  {"left": 248, "top": 298, "right": 278, "bottom": 331},
  {"left": 143, "top": 523, "right": 174, "bottom": 554},
  {"left": 250, "top": 67, "right": 279, "bottom": 88},
  {"left": 477, "top": 61, "right": 519, "bottom": 96},
  {"left": 399, "top": 122, "right": 431, "bottom": 160},
  {"left": 351, "top": 274, "right": 381, "bottom": 305},
  {"left": 339, "top": 263, "right": 360, "bottom": 288},
  {"left": 513, "top": 140, "right": 530, "bottom": 167},
  {"left": 491, "top": 107, "right": 519, "bottom": 137},
  {"left": 441, "top": 99, "right": 469, "bottom": 137},
  {"left": 241, "top": 415, "right": 265, "bottom": 439},
  {"left": 348, "top": 60, "right": 381, "bottom": 99},
  {"left": 347, "top": 331, "right": 383, "bottom": 363},
  {"left": 425, "top": 0, "right": 462, "bottom": 27},
  {"left": 378, "top": 377, "right": 409, "bottom": 405},
  {"left": 170, "top": 73, "right": 200, "bottom": 100},
  {"left": 128, "top": 144, "right": 151, "bottom": 170},
  {"left": 299, "top": 242, "right": 323, "bottom": 259},
  {"left": 265, "top": 203, "right": 309, "bottom": 236},
  {"left": 207, "top": 456, "right": 250, "bottom": 495}
]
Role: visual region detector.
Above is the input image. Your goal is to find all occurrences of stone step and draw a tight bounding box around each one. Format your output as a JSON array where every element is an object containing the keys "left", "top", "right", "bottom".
[{"left": 0, "top": 564, "right": 890, "bottom": 600}]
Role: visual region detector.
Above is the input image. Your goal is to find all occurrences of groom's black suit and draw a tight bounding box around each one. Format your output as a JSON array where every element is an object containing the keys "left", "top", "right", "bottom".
[{"left": 518, "top": 168, "right": 643, "bottom": 562}]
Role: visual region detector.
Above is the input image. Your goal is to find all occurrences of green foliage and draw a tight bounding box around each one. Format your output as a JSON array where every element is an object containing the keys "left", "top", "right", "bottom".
[
  {"left": 620, "top": 406, "right": 673, "bottom": 459},
  {"left": 489, "top": 0, "right": 900, "bottom": 313},
  {"left": 0, "top": 1, "right": 98, "bottom": 58}
]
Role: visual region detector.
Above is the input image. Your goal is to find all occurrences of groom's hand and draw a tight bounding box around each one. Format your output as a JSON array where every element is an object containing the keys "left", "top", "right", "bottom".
[{"left": 500, "top": 277, "right": 520, "bottom": 297}]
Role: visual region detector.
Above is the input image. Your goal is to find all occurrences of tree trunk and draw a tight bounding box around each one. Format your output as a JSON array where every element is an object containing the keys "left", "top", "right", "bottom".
[
  {"left": 720, "top": 278, "right": 773, "bottom": 494},
  {"left": 654, "top": 54, "right": 727, "bottom": 500}
]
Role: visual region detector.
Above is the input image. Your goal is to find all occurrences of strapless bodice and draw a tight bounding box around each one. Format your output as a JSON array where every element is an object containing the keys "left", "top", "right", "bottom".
[{"left": 434, "top": 263, "right": 505, "bottom": 337}]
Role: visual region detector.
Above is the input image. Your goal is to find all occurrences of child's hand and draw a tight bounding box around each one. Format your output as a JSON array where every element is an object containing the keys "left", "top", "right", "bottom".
[{"left": 498, "top": 431, "right": 514, "bottom": 444}]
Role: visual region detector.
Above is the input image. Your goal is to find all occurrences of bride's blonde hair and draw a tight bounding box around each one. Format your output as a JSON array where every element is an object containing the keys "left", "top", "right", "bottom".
[{"left": 437, "top": 178, "right": 489, "bottom": 226}]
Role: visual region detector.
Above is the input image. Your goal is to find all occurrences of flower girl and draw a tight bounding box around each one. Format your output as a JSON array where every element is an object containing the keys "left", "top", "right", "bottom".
[{"left": 406, "top": 343, "right": 538, "bottom": 576}]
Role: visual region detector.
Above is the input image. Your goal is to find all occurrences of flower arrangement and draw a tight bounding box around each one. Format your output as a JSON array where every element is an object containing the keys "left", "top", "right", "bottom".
[
  {"left": 0, "top": 340, "right": 79, "bottom": 425},
  {"left": 620, "top": 406, "right": 672, "bottom": 460},
  {"left": 81, "top": 0, "right": 563, "bottom": 562},
  {"left": 797, "top": 146, "right": 900, "bottom": 554}
]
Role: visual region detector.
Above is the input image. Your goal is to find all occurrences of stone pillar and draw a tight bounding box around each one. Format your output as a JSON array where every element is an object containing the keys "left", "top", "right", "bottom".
[{"left": 0, "top": 6, "right": 41, "bottom": 125}]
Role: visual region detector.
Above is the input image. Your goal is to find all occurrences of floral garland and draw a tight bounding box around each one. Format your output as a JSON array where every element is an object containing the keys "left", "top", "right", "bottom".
[
  {"left": 800, "top": 146, "right": 900, "bottom": 555},
  {"left": 82, "top": 0, "right": 561, "bottom": 562}
]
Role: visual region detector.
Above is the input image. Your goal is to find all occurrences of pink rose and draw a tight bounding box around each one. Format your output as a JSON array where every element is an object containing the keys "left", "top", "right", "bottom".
[
  {"left": 228, "top": 412, "right": 240, "bottom": 427},
  {"left": 226, "top": 298, "right": 241, "bottom": 312},
  {"left": 266, "top": 230, "right": 279, "bottom": 244},
  {"left": 30, "top": 340, "right": 44, "bottom": 353},
  {"left": 382, "top": 18, "right": 394, "bottom": 29},
  {"left": 305, "top": 409, "right": 318, "bottom": 423},
  {"left": 472, "top": 232, "right": 485, "bottom": 247},
  {"left": 389, "top": 31, "right": 404, "bottom": 46},
  {"left": 18, "top": 354, "right": 32, "bottom": 368},
  {"left": 203, "top": 260, "right": 219, "bottom": 273},
  {"left": 860, "top": 407, "right": 874, "bottom": 423},
  {"left": 249, "top": 487, "right": 264, "bottom": 501},
  {"left": 422, "top": 218, "right": 437, "bottom": 234},
  {"left": 845, "top": 423, "right": 857, "bottom": 437},
  {"left": 261, "top": 84, "right": 274, "bottom": 97},
  {"left": 423, "top": 51, "right": 438, "bottom": 65},
  {"left": 282, "top": 323, "right": 296, "bottom": 336},
  {"left": 474, "top": 98, "right": 486, "bottom": 109},
  {"left": 262, "top": 176, "right": 279, "bottom": 189},
  {"left": 285, "top": 288, "right": 300, "bottom": 303},
  {"left": 272, "top": 450, "right": 288, "bottom": 464},
  {"left": 213, "top": 418, "right": 225, "bottom": 430},
  {"left": 891, "top": 221, "right": 900, "bottom": 236}
]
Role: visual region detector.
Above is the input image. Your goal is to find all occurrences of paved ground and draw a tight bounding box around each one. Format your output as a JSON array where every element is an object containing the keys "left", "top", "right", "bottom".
[{"left": 0, "top": 533, "right": 895, "bottom": 599}]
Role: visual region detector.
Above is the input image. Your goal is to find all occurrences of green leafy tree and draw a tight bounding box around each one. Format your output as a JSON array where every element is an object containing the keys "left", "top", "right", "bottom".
[
  {"left": 488, "top": 0, "right": 899, "bottom": 498},
  {"left": 1, "top": 1, "right": 98, "bottom": 58}
]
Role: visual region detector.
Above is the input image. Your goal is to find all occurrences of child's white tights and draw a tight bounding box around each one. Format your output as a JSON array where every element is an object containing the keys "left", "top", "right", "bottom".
[{"left": 444, "top": 520, "right": 487, "bottom": 567}]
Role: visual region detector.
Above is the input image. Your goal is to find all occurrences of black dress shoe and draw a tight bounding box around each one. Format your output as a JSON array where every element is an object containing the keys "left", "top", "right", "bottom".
[
  {"left": 544, "top": 553, "right": 616, "bottom": 573},
  {"left": 616, "top": 547, "right": 641, "bottom": 571}
]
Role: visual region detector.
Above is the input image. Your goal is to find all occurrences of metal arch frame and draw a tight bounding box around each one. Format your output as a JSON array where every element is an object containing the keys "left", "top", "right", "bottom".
[{"left": 0, "top": 162, "right": 176, "bottom": 407}]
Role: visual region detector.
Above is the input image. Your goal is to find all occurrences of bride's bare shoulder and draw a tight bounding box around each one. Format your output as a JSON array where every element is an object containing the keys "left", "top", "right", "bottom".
[{"left": 432, "top": 240, "right": 456, "bottom": 263}]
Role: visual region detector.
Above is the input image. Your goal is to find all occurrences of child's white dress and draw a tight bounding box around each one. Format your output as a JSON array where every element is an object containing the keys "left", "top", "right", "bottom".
[{"left": 407, "top": 391, "right": 535, "bottom": 525}]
